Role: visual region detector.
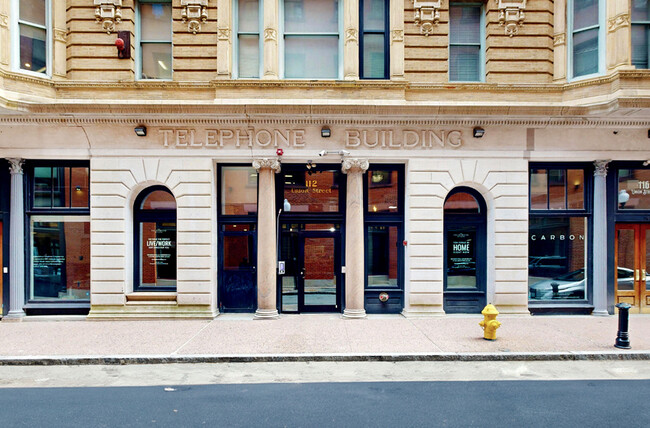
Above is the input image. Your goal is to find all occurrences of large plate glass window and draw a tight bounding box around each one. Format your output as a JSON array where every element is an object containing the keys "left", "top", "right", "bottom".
[
  {"left": 449, "top": 3, "right": 484, "bottom": 82},
  {"left": 283, "top": 0, "right": 341, "bottom": 78},
  {"left": 138, "top": 1, "right": 172, "bottom": 79},
  {"left": 529, "top": 165, "right": 591, "bottom": 303},
  {"left": 283, "top": 169, "right": 341, "bottom": 212},
  {"left": 569, "top": 0, "right": 603, "bottom": 78},
  {"left": 617, "top": 168, "right": 650, "bottom": 210},
  {"left": 359, "top": 0, "right": 389, "bottom": 79},
  {"left": 632, "top": 0, "right": 650, "bottom": 68},
  {"left": 15, "top": 0, "right": 50, "bottom": 75}
]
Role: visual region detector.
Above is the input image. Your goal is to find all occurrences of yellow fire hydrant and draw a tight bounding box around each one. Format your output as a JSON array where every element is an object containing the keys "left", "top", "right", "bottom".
[{"left": 479, "top": 304, "right": 501, "bottom": 340}]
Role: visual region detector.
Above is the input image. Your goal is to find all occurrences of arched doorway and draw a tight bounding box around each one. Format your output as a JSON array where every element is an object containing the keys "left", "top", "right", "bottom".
[
  {"left": 133, "top": 186, "right": 177, "bottom": 291},
  {"left": 443, "top": 187, "right": 487, "bottom": 313}
]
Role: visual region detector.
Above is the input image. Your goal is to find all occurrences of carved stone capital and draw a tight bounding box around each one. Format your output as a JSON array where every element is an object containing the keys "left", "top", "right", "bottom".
[
  {"left": 594, "top": 160, "right": 610, "bottom": 177},
  {"left": 341, "top": 158, "right": 369, "bottom": 174},
  {"left": 94, "top": 0, "right": 122, "bottom": 34},
  {"left": 264, "top": 28, "right": 277, "bottom": 42},
  {"left": 345, "top": 28, "right": 358, "bottom": 45},
  {"left": 54, "top": 28, "right": 67, "bottom": 43},
  {"left": 253, "top": 158, "right": 281, "bottom": 173},
  {"left": 498, "top": 0, "right": 526, "bottom": 37},
  {"left": 608, "top": 13, "right": 631, "bottom": 33},
  {"left": 181, "top": 0, "right": 208, "bottom": 34},
  {"left": 412, "top": 0, "right": 441, "bottom": 36},
  {"left": 217, "top": 27, "right": 231, "bottom": 41},
  {"left": 7, "top": 158, "right": 24, "bottom": 175},
  {"left": 553, "top": 33, "right": 566, "bottom": 47}
]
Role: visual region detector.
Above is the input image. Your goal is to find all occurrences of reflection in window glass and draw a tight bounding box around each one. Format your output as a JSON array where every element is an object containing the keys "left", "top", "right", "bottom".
[
  {"left": 32, "top": 166, "right": 90, "bottom": 209},
  {"left": 141, "top": 190, "right": 176, "bottom": 210},
  {"left": 572, "top": 0, "right": 600, "bottom": 77},
  {"left": 632, "top": 2, "right": 650, "bottom": 67},
  {"left": 548, "top": 169, "right": 566, "bottom": 210},
  {"left": 221, "top": 167, "right": 258, "bottom": 215},
  {"left": 530, "top": 168, "right": 548, "bottom": 210},
  {"left": 567, "top": 169, "right": 585, "bottom": 209},
  {"left": 360, "top": 0, "right": 387, "bottom": 79},
  {"left": 368, "top": 170, "right": 398, "bottom": 213},
  {"left": 367, "top": 226, "right": 398, "bottom": 287},
  {"left": 140, "top": 221, "right": 177, "bottom": 288},
  {"left": 618, "top": 168, "right": 650, "bottom": 210},
  {"left": 444, "top": 192, "right": 479, "bottom": 213},
  {"left": 31, "top": 218, "right": 90, "bottom": 300},
  {"left": 449, "top": 5, "right": 481, "bottom": 82},
  {"left": 238, "top": 0, "right": 260, "bottom": 77},
  {"left": 139, "top": 2, "right": 172, "bottom": 79},
  {"left": 284, "top": 170, "right": 339, "bottom": 212},
  {"left": 528, "top": 217, "right": 587, "bottom": 300},
  {"left": 18, "top": 0, "right": 47, "bottom": 74},
  {"left": 223, "top": 234, "right": 255, "bottom": 269}
]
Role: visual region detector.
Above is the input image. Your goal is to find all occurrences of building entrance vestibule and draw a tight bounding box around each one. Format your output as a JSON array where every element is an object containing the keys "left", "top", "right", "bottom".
[{"left": 615, "top": 223, "right": 650, "bottom": 313}]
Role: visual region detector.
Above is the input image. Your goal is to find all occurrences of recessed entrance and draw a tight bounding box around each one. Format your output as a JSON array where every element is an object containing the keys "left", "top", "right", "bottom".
[{"left": 615, "top": 223, "right": 650, "bottom": 313}]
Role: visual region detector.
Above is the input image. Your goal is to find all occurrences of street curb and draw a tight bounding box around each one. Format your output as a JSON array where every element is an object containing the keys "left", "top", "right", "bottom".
[{"left": 1, "top": 351, "right": 649, "bottom": 365}]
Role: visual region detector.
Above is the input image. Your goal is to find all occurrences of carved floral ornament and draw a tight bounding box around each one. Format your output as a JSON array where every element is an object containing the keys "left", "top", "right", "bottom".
[
  {"left": 181, "top": 0, "right": 209, "bottom": 34},
  {"left": 498, "top": 0, "right": 526, "bottom": 37},
  {"left": 253, "top": 158, "right": 282, "bottom": 173},
  {"left": 342, "top": 158, "right": 369, "bottom": 174},
  {"left": 412, "top": 0, "right": 441, "bottom": 36},
  {"left": 94, "top": 0, "right": 122, "bottom": 34}
]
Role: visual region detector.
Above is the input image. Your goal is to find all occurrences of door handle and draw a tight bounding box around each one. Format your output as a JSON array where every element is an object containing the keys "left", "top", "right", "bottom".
[
  {"left": 643, "top": 269, "right": 647, "bottom": 282},
  {"left": 300, "top": 269, "right": 305, "bottom": 278},
  {"left": 636, "top": 269, "right": 640, "bottom": 281}
]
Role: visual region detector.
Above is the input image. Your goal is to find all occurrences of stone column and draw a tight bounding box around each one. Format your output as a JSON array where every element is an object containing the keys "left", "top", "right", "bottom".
[
  {"left": 5, "top": 158, "right": 25, "bottom": 320},
  {"left": 253, "top": 158, "right": 281, "bottom": 319},
  {"left": 342, "top": 158, "right": 368, "bottom": 318},
  {"left": 592, "top": 160, "right": 609, "bottom": 316},
  {"left": 343, "top": 0, "right": 359, "bottom": 80},
  {"left": 263, "top": 0, "right": 279, "bottom": 79}
]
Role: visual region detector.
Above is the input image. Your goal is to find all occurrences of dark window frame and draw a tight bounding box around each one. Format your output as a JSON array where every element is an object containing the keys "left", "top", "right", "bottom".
[{"left": 359, "top": 0, "right": 390, "bottom": 79}]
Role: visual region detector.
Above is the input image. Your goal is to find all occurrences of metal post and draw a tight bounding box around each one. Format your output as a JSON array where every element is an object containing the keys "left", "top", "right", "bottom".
[{"left": 614, "top": 302, "right": 631, "bottom": 349}]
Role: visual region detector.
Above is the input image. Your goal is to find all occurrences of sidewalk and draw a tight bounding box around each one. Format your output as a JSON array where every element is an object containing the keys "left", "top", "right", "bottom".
[{"left": 1, "top": 314, "right": 649, "bottom": 365}]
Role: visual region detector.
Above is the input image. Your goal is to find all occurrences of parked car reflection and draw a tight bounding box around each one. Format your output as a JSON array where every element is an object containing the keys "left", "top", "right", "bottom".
[{"left": 529, "top": 267, "right": 639, "bottom": 300}]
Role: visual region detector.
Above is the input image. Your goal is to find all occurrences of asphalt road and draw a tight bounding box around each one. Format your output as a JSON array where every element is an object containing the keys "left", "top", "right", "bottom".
[{"left": 1, "top": 379, "right": 649, "bottom": 427}]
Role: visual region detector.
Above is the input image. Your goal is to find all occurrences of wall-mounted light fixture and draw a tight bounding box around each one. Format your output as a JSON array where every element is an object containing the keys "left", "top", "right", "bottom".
[
  {"left": 75, "top": 186, "right": 82, "bottom": 192},
  {"left": 134, "top": 125, "right": 147, "bottom": 136},
  {"left": 321, "top": 126, "right": 331, "bottom": 138},
  {"left": 318, "top": 150, "right": 349, "bottom": 157},
  {"left": 473, "top": 127, "right": 485, "bottom": 138}
]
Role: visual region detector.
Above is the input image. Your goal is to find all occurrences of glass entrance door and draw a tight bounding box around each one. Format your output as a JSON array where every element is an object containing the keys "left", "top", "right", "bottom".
[
  {"left": 280, "top": 224, "right": 341, "bottom": 313},
  {"left": 615, "top": 224, "right": 650, "bottom": 313}
]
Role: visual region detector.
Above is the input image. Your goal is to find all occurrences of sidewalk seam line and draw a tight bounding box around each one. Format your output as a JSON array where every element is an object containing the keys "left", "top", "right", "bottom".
[
  {"left": 171, "top": 320, "right": 213, "bottom": 356},
  {"left": 406, "top": 318, "right": 444, "bottom": 352}
]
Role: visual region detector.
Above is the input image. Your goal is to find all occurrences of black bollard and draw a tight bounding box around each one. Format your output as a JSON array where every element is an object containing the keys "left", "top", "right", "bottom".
[{"left": 614, "top": 302, "right": 632, "bottom": 349}]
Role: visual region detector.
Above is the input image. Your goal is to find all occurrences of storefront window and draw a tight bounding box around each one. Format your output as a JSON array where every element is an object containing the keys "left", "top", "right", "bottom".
[
  {"left": 530, "top": 168, "right": 584, "bottom": 210},
  {"left": 33, "top": 166, "right": 89, "bottom": 209},
  {"left": 367, "top": 169, "right": 398, "bottom": 213},
  {"left": 30, "top": 217, "right": 90, "bottom": 300},
  {"left": 367, "top": 225, "right": 398, "bottom": 287},
  {"left": 529, "top": 217, "right": 588, "bottom": 300},
  {"left": 283, "top": 169, "right": 340, "bottom": 212},
  {"left": 221, "top": 166, "right": 258, "bottom": 215},
  {"left": 618, "top": 168, "right": 650, "bottom": 210}
]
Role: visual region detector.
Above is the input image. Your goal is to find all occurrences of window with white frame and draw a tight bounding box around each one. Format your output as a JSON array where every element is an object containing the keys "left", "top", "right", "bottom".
[
  {"left": 14, "top": 0, "right": 50, "bottom": 75},
  {"left": 569, "top": 0, "right": 603, "bottom": 79},
  {"left": 632, "top": 0, "right": 650, "bottom": 68},
  {"left": 283, "top": 0, "right": 341, "bottom": 79},
  {"left": 138, "top": 1, "right": 172, "bottom": 80},
  {"left": 236, "top": 0, "right": 263, "bottom": 78},
  {"left": 448, "top": 3, "right": 483, "bottom": 82}
]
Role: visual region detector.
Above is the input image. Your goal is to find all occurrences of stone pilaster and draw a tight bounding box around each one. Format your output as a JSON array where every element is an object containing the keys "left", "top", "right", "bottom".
[
  {"left": 5, "top": 158, "right": 25, "bottom": 320},
  {"left": 606, "top": 0, "right": 632, "bottom": 71},
  {"left": 342, "top": 158, "right": 368, "bottom": 318},
  {"left": 52, "top": 0, "right": 67, "bottom": 78},
  {"left": 263, "top": 0, "right": 279, "bottom": 79},
  {"left": 343, "top": 0, "right": 359, "bottom": 80},
  {"left": 217, "top": 0, "right": 232, "bottom": 78},
  {"left": 390, "top": 0, "right": 405, "bottom": 80},
  {"left": 0, "top": 0, "right": 10, "bottom": 67},
  {"left": 592, "top": 160, "right": 609, "bottom": 316},
  {"left": 253, "top": 158, "right": 281, "bottom": 319},
  {"left": 553, "top": 0, "right": 566, "bottom": 82}
]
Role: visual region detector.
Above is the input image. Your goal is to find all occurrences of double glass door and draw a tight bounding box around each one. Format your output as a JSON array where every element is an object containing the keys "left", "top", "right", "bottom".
[
  {"left": 615, "top": 224, "right": 650, "bottom": 313},
  {"left": 280, "top": 223, "right": 341, "bottom": 313}
]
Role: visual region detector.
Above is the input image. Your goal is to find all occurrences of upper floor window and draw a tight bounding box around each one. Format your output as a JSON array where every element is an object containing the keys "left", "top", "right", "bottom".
[
  {"left": 138, "top": 1, "right": 172, "bottom": 80},
  {"left": 569, "top": 0, "right": 604, "bottom": 79},
  {"left": 236, "top": 0, "right": 263, "bottom": 78},
  {"left": 282, "top": 0, "right": 342, "bottom": 79},
  {"left": 449, "top": 3, "right": 484, "bottom": 82},
  {"left": 14, "top": 0, "right": 50, "bottom": 76},
  {"left": 632, "top": 0, "right": 650, "bottom": 68},
  {"left": 360, "top": 0, "right": 389, "bottom": 79}
]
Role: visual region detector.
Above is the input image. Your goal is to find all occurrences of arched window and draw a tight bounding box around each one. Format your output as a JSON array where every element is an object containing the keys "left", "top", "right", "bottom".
[{"left": 134, "top": 186, "right": 177, "bottom": 291}]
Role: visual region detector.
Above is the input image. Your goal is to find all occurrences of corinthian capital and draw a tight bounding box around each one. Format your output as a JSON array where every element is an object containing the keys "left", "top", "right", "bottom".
[
  {"left": 7, "top": 158, "right": 24, "bottom": 174},
  {"left": 253, "top": 158, "right": 281, "bottom": 173},
  {"left": 341, "top": 158, "right": 369, "bottom": 174},
  {"left": 594, "top": 160, "right": 610, "bottom": 177}
]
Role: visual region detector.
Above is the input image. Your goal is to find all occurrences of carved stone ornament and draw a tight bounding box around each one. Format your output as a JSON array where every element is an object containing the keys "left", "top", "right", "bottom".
[
  {"left": 7, "top": 158, "right": 24, "bottom": 175},
  {"left": 412, "top": 0, "right": 440, "bottom": 36},
  {"left": 608, "top": 13, "right": 631, "bottom": 33},
  {"left": 498, "top": 0, "right": 526, "bottom": 37},
  {"left": 391, "top": 30, "right": 404, "bottom": 43},
  {"left": 553, "top": 33, "right": 566, "bottom": 47},
  {"left": 341, "top": 158, "right": 369, "bottom": 174},
  {"left": 252, "top": 158, "right": 281, "bottom": 173},
  {"left": 217, "top": 27, "right": 231, "bottom": 41},
  {"left": 264, "top": 28, "right": 277, "bottom": 42},
  {"left": 94, "top": 0, "right": 122, "bottom": 34},
  {"left": 0, "top": 13, "right": 9, "bottom": 28},
  {"left": 594, "top": 160, "right": 610, "bottom": 177},
  {"left": 181, "top": 0, "right": 208, "bottom": 34},
  {"left": 345, "top": 28, "right": 358, "bottom": 45}
]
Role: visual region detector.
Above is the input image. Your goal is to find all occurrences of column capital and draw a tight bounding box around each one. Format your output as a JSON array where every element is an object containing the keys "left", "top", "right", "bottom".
[
  {"left": 7, "top": 158, "right": 24, "bottom": 174},
  {"left": 594, "top": 160, "right": 610, "bottom": 177},
  {"left": 341, "top": 158, "right": 369, "bottom": 174},
  {"left": 252, "top": 158, "right": 281, "bottom": 173}
]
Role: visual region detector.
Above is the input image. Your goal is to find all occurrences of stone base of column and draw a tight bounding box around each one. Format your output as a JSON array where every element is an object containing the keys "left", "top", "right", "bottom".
[
  {"left": 3, "top": 311, "right": 25, "bottom": 321},
  {"left": 342, "top": 308, "right": 366, "bottom": 319},
  {"left": 254, "top": 308, "right": 279, "bottom": 320},
  {"left": 591, "top": 309, "right": 610, "bottom": 317}
]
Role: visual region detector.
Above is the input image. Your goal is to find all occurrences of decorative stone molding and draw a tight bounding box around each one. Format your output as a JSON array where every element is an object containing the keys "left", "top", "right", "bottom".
[
  {"left": 608, "top": 13, "right": 630, "bottom": 33},
  {"left": 94, "top": 0, "right": 122, "bottom": 34},
  {"left": 252, "top": 158, "right": 281, "bottom": 173},
  {"left": 498, "top": 0, "right": 526, "bottom": 37},
  {"left": 54, "top": 29, "right": 67, "bottom": 43},
  {"left": 181, "top": 0, "right": 208, "bottom": 34},
  {"left": 341, "top": 158, "right": 369, "bottom": 174},
  {"left": 0, "top": 13, "right": 9, "bottom": 28},
  {"left": 594, "top": 160, "right": 610, "bottom": 176},
  {"left": 345, "top": 28, "right": 358, "bottom": 45},
  {"left": 217, "top": 27, "right": 231, "bottom": 41},
  {"left": 412, "top": 0, "right": 440, "bottom": 36},
  {"left": 553, "top": 33, "right": 566, "bottom": 47},
  {"left": 264, "top": 28, "right": 277, "bottom": 42},
  {"left": 7, "top": 158, "right": 24, "bottom": 174},
  {"left": 391, "top": 30, "right": 404, "bottom": 43}
]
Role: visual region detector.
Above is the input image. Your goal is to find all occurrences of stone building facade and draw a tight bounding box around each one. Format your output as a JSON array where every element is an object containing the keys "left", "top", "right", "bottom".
[{"left": 1, "top": 0, "right": 649, "bottom": 319}]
